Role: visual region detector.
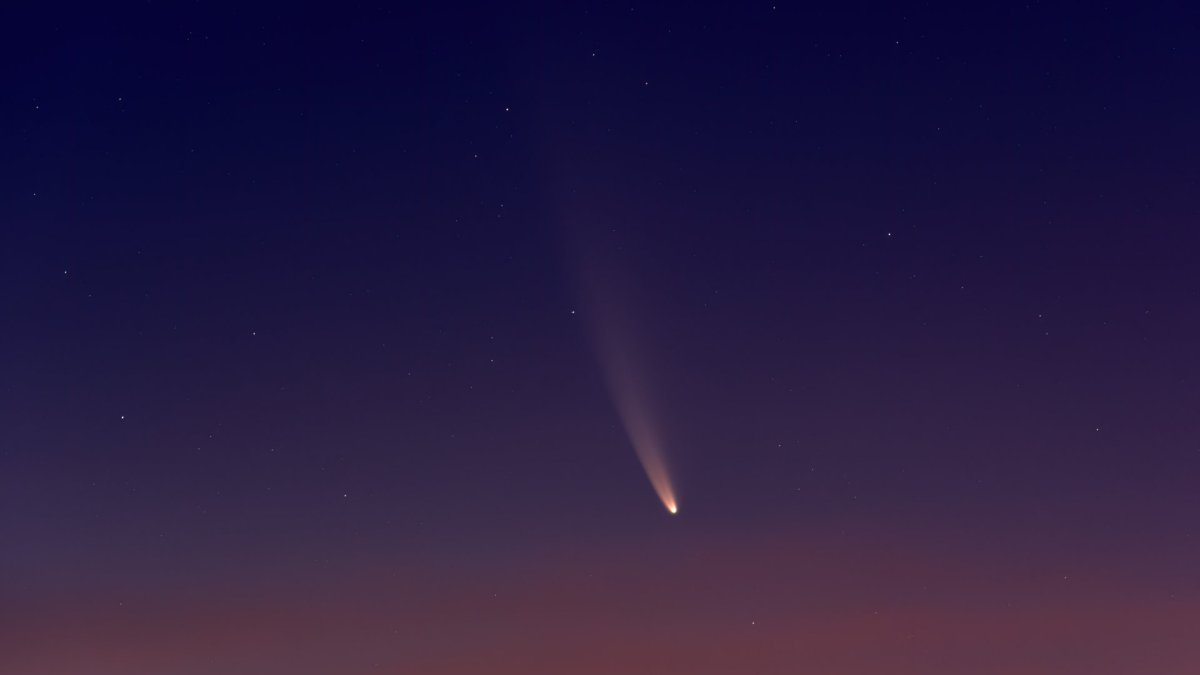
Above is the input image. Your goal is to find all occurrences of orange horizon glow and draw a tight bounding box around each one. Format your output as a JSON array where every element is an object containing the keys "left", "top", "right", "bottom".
[{"left": 9, "top": 531, "right": 1194, "bottom": 674}]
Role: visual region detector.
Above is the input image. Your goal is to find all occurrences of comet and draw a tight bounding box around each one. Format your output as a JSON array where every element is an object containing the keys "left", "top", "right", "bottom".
[
  {"left": 585, "top": 290, "right": 679, "bottom": 515},
  {"left": 563, "top": 215, "right": 680, "bottom": 515},
  {"left": 609, "top": 373, "right": 677, "bottom": 515}
]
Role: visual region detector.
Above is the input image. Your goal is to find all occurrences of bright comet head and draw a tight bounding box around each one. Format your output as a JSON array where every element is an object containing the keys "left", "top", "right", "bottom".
[{"left": 578, "top": 260, "right": 680, "bottom": 518}]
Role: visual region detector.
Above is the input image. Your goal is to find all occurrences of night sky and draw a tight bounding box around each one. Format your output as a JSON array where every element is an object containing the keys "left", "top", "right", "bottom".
[{"left": 4, "top": 3, "right": 1200, "bottom": 673}]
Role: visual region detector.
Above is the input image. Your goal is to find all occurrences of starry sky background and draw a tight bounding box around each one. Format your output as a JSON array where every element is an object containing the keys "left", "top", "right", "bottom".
[{"left": 4, "top": 2, "right": 1200, "bottom": 673}]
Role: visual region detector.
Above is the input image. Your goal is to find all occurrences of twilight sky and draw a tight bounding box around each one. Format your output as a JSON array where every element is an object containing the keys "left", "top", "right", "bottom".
[{"left": 3, "top": 3, "right": 1200, "bottom": 673}]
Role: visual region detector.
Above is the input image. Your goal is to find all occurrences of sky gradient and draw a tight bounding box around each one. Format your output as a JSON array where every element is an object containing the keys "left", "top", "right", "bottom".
[{"left": 3, "top": 2, "right": 1200, "bottom": 673}]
